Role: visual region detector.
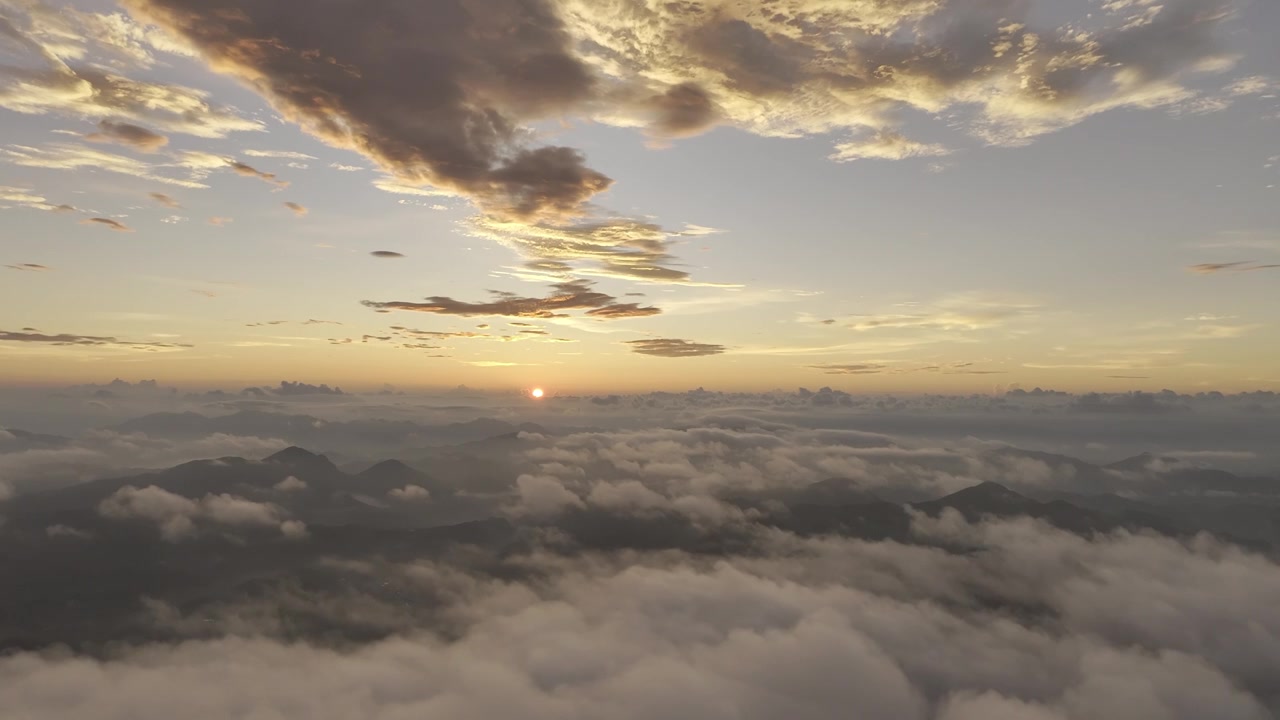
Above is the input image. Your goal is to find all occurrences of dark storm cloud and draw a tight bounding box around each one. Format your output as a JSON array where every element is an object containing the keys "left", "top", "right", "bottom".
[
  {"left": 148, "top": 192, "right": 181, "bottom": 208},
  {"left": 80, "top": 218, "right": 133, "bottom": 232},
  {"left": 646, "top": 81, "right": 719, "bottom": 138},
  {"left": 0, "top": 329, "right": 189, "bottom": 350},
  {"left": 122, "top": 0, "right": 607, "bottom": 221},
  {"left": 370, "top": 251, "right": 404, "bottom": 258},
  {"left": 364, "top": 280, "right": 657, "bottom": 320},
  {"left": 85, "top": 120, "right": 169, "bottom": 152},
  {"left": 626, "top": 338, "right": 726, "bottom": 357}
]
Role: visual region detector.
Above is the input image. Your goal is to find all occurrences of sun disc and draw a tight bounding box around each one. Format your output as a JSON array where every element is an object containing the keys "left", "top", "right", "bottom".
[{"left": 531, "top": 387, "right": 544, "bottom": 398}]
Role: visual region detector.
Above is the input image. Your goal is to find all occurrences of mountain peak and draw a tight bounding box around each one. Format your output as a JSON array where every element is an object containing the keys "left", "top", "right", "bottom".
[
  {"left": 964, "top": 481, "right": 1022, "bottom": 498},
  {"left": 930, "top": 481, "right": 1030, "bottom": 508},
  {"left": 358, "top": 458, "right": 420, "bottom": 477},
  {"left": 1107, "top": 452, "right": 1172, "bottom": 471},
  {"left": 265, "top": 446, "right": 337, "bottom": 471}
]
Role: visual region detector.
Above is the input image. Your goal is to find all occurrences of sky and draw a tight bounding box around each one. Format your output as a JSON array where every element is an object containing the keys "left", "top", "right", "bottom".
[{"left": 1, "top": 0, "right": 1278, "bottom": 393}]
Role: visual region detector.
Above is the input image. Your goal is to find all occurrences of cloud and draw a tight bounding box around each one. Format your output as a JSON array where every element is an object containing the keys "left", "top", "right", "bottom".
[
  {"left": 122, "top": 0, "right": 607, "bottom": 222},
  {"left": 845, "top": 295, "right": 1039, "bottom": 332},
  {"left": 582, "top": 303, "right": 662, "bottom": 319},
  {"left": 469, "top": 217, "right": 733, "bottom": 286},
  {"left": 370, "top": 251, "right": 404, "bottom": 258},
  {"left": 0, "top": 328, "right": 189, "bottom": 350},
  {"left": 44, "top": 524, "right": 92, "bottom": 540},
  {"left": 4, "top": 263, "right": 50, "bottom": 272},
  {"left": 0, "top": 185, "right": 75, "bottom": 212},
  {"left": 85, "top": 119, "right": 169, "bottom": 152},
  {"left": 811, "top": 363, "right": 889, "bottom": 375},
  {"left": 1226, "top": 75, "right": 1275, "bottom": 97},
  {"left": 831, "top": 131, "right": 951, "bottom": 162},
  {"left": 3, "top": 512, "right": 1280, "bottom": 717},
  {"left": 273, "top": 475, "right": 307, "bottom": 492},
  {"left": 382, "top": 326, "right": 570, "bottom": 348},
  {"left": 626, "top": 338, "right": 726, "bottom": 357},
  {"left": 98, "top": 484, "right": 300, "bottom": 541},
  {"left": 0, "top": 6, "right": 260, "bottom": 138},
  {"left": 388, "top": 484, "right": 430, "bottom": 502},
  {"left": 1188, "top": 262, "right": 1280, "bottom": 274},
  {"left": 644, "top": 81, "right": 721, "bottom": 138},
  {"left": 148, "top": 192, "right": 180, "bottom": 208},
  {"left": 571, "top": 0, "right": 1234, "bottom": 149},
  {"left": 208, "top": 216, "right": 233, "bottom": 226},
  {"left": 364, "top": 280, "right": 659, "bottom": 320},
  {"left": 81, "top": 217, "right": 133, "bottom": 232},
  {"left": 243, "top": 150, "right": 317, "bottom": 160},
  {"left": 0, "top": 430, "right": 288, "bottom": 496},
  {"left": 284, "top": 201, "right": 308, "bottom": 216},
  {"left": 270, "top": 381, "right": 345, "bottom": 397},
  {"left": 230, "top": 160, "right": 287, "bottom": 187},
  {"left": 2, "top": 143, "right": 208, "bottom": 188},
  {"left": 329, "top": 163, "right": 364, "bottom": 172}
]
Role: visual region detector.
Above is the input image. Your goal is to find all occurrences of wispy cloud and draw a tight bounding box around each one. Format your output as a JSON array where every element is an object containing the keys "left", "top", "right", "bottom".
[
  {"left": 243, "top": 150, "right": 316, "bottom": 160},
  {"left": 148, "top": 192, "right": 181, "bottom": 208},
  {"left": 1188, "top": 262, "right": 1280, "bottom": 274},
  {"left": 0, "top": 329, "right": 190, "bottom": 351},
  {"left": 81, "top": 217, "right": 133, "bottom": 232},
  {"left": 2, "top": 144, "right": 207, "bottom": 188},
  {"left": 626, "top": 338, "right": 726, "bottom": 358},
  {"left": 830, "top": 131, "right": 951, "bottom": 162},
  {"left": 85, "top": 120, "right": 168, "bottom": 152},
  {"left": 0, "top": 185, "right": 75, "bottom": 212},
  {"left": 0, "top": 6, "right": 260, "bottom": 138},
  {"left": 364, "top": 281, "right": 660, "bottom": 320}
]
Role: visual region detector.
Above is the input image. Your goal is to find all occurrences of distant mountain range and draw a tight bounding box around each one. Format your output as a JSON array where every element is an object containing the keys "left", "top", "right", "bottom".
[
  {"left": 109, "top": 410, "right": 552, "bottom": 450},
  {"left": 2, "top": 435, "right": 1277, "bottom": 653}
]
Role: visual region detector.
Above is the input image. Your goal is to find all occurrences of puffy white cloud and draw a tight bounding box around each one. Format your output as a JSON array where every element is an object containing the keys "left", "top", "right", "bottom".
[
  {"left": 2, "top": 515, "right": 1279, "bottom": 718},
  {"left": 0, "top": 431, "right": 288, "bottom": 495},
  {"left": 274, "top": 475, "right": 307, "bottom": 492},
  {"left": 97, "top": 484, "right": 299, "bottom": 541},
  {"left": 513, "top": 473, "right": 585, "bottom": 517},
  {"left": 388, "top": 484, "right": 430, "bottom": 502}
]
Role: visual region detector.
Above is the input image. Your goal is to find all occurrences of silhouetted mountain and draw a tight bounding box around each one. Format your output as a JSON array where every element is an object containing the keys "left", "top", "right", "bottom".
[
  {"left": 1106, "top": 452, "right": 1165, "bottom": 471},
  {"left": 0, "top": 427, "right": 72, "bottom": 449},
  {"left": 112, "top": 411, "right": 212, "bottom": 436},
  {"left": 356, "top": 459, "right": 446, "bottom": 496},
  {"left": 916, "top": 481, "right": 1035, "bottom": 516},
  {"left": 107, "top": 410, "right": 551, "bottom": 452},
  {"left": 266, "top": 446, "right": 340, "bottom": 475},
  {"left": 793, "top": 477, "right": 883, "bottom": 506}
]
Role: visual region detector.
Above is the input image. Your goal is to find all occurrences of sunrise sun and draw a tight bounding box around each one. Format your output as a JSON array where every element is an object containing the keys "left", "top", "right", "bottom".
[{"left": 531, "top": 387, "right": 544, "bottom": 399}]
